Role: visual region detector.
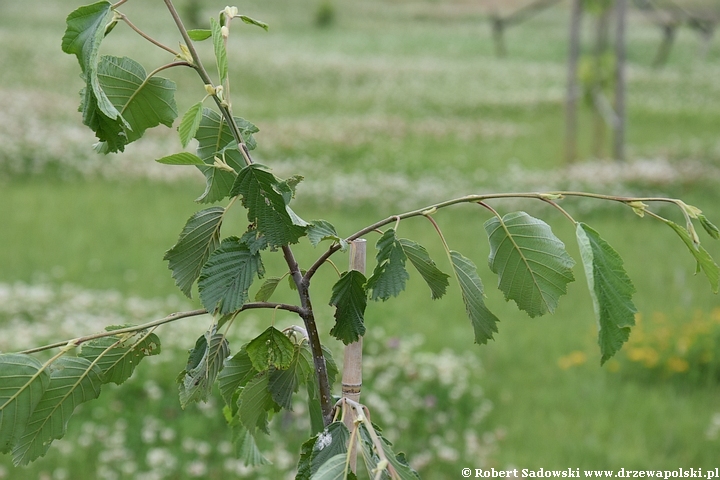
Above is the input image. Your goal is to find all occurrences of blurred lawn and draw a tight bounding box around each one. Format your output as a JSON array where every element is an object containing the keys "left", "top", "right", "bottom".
[{"left": 1, "top": 0, "right": 720, "bottom": 477}]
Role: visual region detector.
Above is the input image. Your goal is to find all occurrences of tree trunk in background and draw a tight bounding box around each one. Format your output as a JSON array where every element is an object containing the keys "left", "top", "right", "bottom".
[
  {"left": 614, "top": 0, "right": 627, "bottom": 162},
  {"left": 592, "top": 6, "right": 611, "bottom": 159},
  {"left": 564, "top": 0, "right": 583, "bottom": 164}
]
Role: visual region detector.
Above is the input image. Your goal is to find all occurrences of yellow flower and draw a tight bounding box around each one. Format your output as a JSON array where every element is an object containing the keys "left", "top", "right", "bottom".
[
  {"left": 666, "top": 356, "right": 689, "bottom": 373},
  {"left": 558, "top": 351, "right": 587, "bottom": 370}
]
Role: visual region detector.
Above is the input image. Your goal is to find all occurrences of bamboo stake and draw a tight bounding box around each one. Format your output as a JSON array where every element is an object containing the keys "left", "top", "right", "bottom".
[{"left": 342, "top": 239, "right": 366, "bottom": 473}]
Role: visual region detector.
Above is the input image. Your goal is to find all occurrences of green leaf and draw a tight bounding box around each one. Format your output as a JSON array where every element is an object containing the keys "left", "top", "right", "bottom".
[
  {"left": 366, "top": 229, "right": 409, "bottom": 302},
  {"left": 698, "top": 214, "right": 720, "bottom": 240},
  {"left": 187, "top": 29, "right": 212, "bottom": 41},
  {"left": 198, "top": 236, "right": 264, "bottom": 315},
  {"left": 237, "top": 373, "right": 278, "bottom": 434},
  {"left": 194, "top": 109, "right": 258, "bottom": 203},
  {"left": 245, "top": 327, "right": 295, "bottom": 372},
  {"left": 155, "top": 152, "right": 206, "bottom": 166},
  {"left": 255, "top": 277, "right": 282, "bottom": 302},
  {"left": 268, "top": 348, "right": 302, "bottom": 410},
  {"left": 576, "top": 223, "right": 637, "bottom": 364},
  {"left": 177, "top": 329, "right": 229, "bottom": 408},
  {"left": 358, "top": 423, "right": 419, "bottom": 480},
  {"left": 218, "top": 348, "right": 258, "bottom": 409},
  {"left": 308, "top": 220, "right": 347, "bottom": 249},
  {"left": 230, "top": 420, "right": 271, "bottom": 466},
  {"left": 450, "top": 251, "right": 499, "bottom": 345},
  {"left": 297, "top": 344, "right": 338, "bottom": 438},
  {"left": 306, "top": 382, "right": 325, "bottom": 436},
  {"left": 329, "top": 270, "right": 367, "bottom": 344},
  {"left": 90, "top": 55, "right": 178, "bottom": 153},
  {"left": 210, "top": 17, "right": 228, "bottom": 85},
  {"left": 164, "top": 207, "right": 224, "bottom": 298},
  {"left": 239, "top": 228, "right": 269, "bottom": 256},
  {"left": 62, "top": 2, "right": 119, "bottom": 124},
  {"left": 484, "top": 211, "right": 575, "bottom": 317},
  {"left": 399, "top": 239, "right": 450, "bottom": 300},
  {"left": 378, "top": 446, "right": 419, "bottom": 480},
  {"left": 239, "top": 15, "right": 269, "bottom": 31},
  {"left": 310, "top": 422, "right": 350, "bottom": 477},
  {"left": 0, "top": 355, "right": 50, "bottom": 454},
  {"left": 178, "top": 102, "right": 204, "bottom": 148},
  {"left": 663, "top": 220, "right": 720, "bottom": 293},
  {"left": 362, "top": 425, "right": 417, "bottom": 480},
  {"left": 230, "top": 165, "right": 309, "bottom": 248},
  {"left": 311, "top": 453, "right": 352, "bottom": 480},
  {"left": 79, "top": 329, "right": 161, "bottom": 385},
  {"left": 13, "top": 357, "right": 103, "bottom": 466},
  {"left": 297, "top": 435, "right": 316, "bottom": 480},
  {"left": 62, "top": 2, "right": 113, "bottom": 73},
  {"left": 357, "top": 425, "right": 381, "bottom": 480}
]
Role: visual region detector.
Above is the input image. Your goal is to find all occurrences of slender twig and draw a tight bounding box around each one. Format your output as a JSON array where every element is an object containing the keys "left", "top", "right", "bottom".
[
  {"left": 117, "top": 12, "right": 179, "bottom": 56},
  {"left": 18, "top": 309, "right": 208, "bottom": 354},
  {"left": 17, "top": 301, "right": 304, "bottom": 355},
  {"left": 538, "top": 199, "right": 577, "bottom": 224}
]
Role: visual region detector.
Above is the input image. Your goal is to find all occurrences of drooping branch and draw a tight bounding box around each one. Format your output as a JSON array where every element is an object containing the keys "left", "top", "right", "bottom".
[{"left": 304, "top": 191, "right": 693, "bottom": 283}]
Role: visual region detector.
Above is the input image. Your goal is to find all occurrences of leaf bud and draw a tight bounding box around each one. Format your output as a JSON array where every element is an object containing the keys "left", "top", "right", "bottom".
[
  {"left": 677, "top": 200, "right": 702, "bottom": 219},
  {"left": 539, "top": 193, "right": 564, "bottom": 201},
  {"left": 224, "top": 6, "right": 239, "bottom": 19},
  {"left": 627, "top": 201, "right": 648, "bottom": 218},
  {"left": 177, "top": 43, "right": 194, "bottom": 64},
  {"left": 698, "top": 214, "right": 720, "bottom": 240}
]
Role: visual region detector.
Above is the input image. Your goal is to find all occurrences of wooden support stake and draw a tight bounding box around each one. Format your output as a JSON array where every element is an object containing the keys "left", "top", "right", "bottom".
[{"left": 342, "top": 239, "right": 365, "bottom": 473}]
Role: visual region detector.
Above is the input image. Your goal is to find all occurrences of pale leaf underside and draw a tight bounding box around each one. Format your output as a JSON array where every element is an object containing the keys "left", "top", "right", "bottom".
[
  {"left": 12, "top": 357, "right": 103, "bottom": 466},
  {"left": 663, "top": 219, "right": 720, "bottom": 294},
  {"left": 450, "top": 251, "right": 499, "bottom": 345},
  {"left": 178, "top": 330, "right": 229, "bottom": 408},
  {"left": 0, "top": 355, "right": 50, "bottom": 455},
  {"left": 576, "top": 223, "right": 637, "bottom": 364},
  {"left": 164, "top": 207, "right": 225, "bottom": 298}
]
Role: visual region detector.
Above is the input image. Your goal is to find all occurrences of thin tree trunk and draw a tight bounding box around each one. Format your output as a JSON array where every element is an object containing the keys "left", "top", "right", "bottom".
[
  {"left": 491, "top": 16, "right": 507, "bottom": 57},
  {"left": 592, "top": 6, "right": 611, "bottom": 159},
  {"left": 614, "top": 0, "right": 627, "bottom": 162},
  {"left": 653, "top": 23, "right": 677, "bottom": 67},
  {"left": 565, "top": 0, "right": 583, "bottom": 164}
]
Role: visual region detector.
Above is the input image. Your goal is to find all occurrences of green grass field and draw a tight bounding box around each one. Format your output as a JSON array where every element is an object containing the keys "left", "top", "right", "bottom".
[{"left": 1, "top": 0, "right": 720, "bottom": 478}]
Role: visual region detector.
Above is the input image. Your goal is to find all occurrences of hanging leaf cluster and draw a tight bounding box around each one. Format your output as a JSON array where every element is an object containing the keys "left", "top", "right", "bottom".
[
  {"left": 0, "top": 329, "right": 160, "bottom": 466},
  {"left": 214, "top": 327, "right": 339, "bottom": 465},
  {"left": 62, "top": 2, "right": 178, "bottom": 153}
]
